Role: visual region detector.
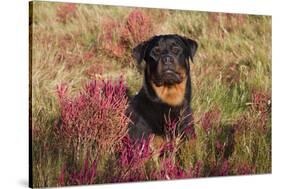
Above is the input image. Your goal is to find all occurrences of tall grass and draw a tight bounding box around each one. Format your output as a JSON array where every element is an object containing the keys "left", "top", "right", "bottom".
[{"left": 30, "top": 2, "right": 271, "bottom": 187}]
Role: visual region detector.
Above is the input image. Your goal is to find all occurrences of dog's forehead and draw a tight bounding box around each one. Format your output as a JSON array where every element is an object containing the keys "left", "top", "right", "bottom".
[{"left": 154, "top": 36, "right": 183, "bottom": 47}]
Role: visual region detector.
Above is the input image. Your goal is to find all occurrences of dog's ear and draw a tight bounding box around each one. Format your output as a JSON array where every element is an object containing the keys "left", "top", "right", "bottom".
[
  {"left": 178, "top": 36, "right": 198, "bottom": 63},
  {"left": 132, "top": 41, "right": 148, "bottom": 65}
]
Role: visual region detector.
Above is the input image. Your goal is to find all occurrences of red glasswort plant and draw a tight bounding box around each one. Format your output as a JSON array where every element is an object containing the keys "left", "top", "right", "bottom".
[
  {"left": 251, "top": 91, "right": 271, "bottom": 114},
  {"left": 161, "top": 111, "right": 196, "bottom": 162},
  {"left": 186, "top": 160, "right": 204, "bottom": 178},
  {"left": 100, "top": 18, "right": 125, "bottom": 58},
  {"left": 152, "top": 158, "right": 187, "bottom": 180},
  {"left": 121, "top": 9, "right": 154, "bottom": 46},
  {"left": 55, "top": 78, "right": 129, "bottom": 160},
  {"left": 184, "top": 120, "right": 196, "bottom": 139},
  {"left": 235, "top": 162, "right": 256, "bottom": 175},
  {"left": 58, "top": 157, "right": 97, "bottom": 186},
  {"left": 56, "top": 3, "right": 77, "bottom": 24},
  {"left": 114, "top": 135, "right": 154, "bottom": 182},
  {"left": 201, "top": 108, "right": 221, "bottom": 134},
  {"left": 209, "top": 159, "right": 230, "bottom": 176},
  {"left": 100, "top": 9, "right": 154, "bottom": 60},
  {"left": 164, "top": 109, "right": 196, "bottom": 141},
  {"left": 164, "top": 117, "right": 179, "bottom": 140}
]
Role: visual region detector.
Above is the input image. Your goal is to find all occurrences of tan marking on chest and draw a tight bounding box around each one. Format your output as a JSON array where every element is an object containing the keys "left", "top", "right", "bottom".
[
  {"left": 151, "top": 135, "right": 166, "bottom": 150},
  {"left": 151, "top": 78, "right": 187, "bottom": 106}
]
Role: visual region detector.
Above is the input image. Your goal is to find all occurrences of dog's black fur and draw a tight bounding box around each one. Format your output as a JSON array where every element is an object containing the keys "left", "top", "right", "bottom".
[{"left": 127, "top": 34, "right": 198, "bottom": 140}]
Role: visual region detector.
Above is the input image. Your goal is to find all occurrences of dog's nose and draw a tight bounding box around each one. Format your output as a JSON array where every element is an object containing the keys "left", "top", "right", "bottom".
[{"left": 162, "top": 56, "right": 174, "bottom": 65}]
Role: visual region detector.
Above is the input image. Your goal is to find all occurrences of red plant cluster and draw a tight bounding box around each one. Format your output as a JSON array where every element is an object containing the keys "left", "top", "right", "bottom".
[
  {"left": 58, "top": 133, "right": 203, "bottom": 185},
  {"left": 55, "top": 78, "right": 129, "bottom": 158},
  {"left": 100, "top": 9, "right": 154, "bottom": 60},
  {"left": 251, "top": 91, "right": 271, "bottom": 114},
  {"left": 100, "top": 18, "right": 125, "bottom": 58},
  {"left": 235, "top": 162, "right": 256, "bottom": 175},
  {"left": 58, "top": 158, "right": 97, "bottom": 186},
  {"left": 56, "top": 3, "right": 77, "bottom": 23},
  {"left": 55, "top": 103, "right": 203, "bottom": 185},
  {"left": 164, "top": 118, "right": 178, "bottom": 140},
  {"left": 217, "top": 160, "right": 230, "bottom": 176},
  {"left": 235, "top": 91, "right": 271, "bottom": 134},
  {"left": 153, "top": 158, "right": 187, "bottom": 180},
  {"left": 115, "top": 134, "right": 200, "bottom": 182},
  {"left": 184, "top": 117, "right": 196, "bottom": 139},
  {"left": 201, "top": 108, "right": 221, "bottom": 134},
  {"left": 115, "top": 135, "right": 154, "bottom": 182},
  {"left": 119, "top": 136, "right": 153, "bottom": 169},
  {"left": 208, "top": 159, "right": 230, "bottom": 176},
  {"left": 121, "top": 9, "right": 154, "bottom": 46},
  {"left": 163, "top": 111, "right": 196, "bottom": 142},
  {"left": 159, "top": 142, "right": 175, "bottom": 155},
  {"left": 53, "top": 78, "right": 262, "bottom": 186},
  {"left": 215, "top": 140, "right": 224, "bottom": 153},
  {"left": 186, "top": 160, "right": 204, "bottom": 178}
]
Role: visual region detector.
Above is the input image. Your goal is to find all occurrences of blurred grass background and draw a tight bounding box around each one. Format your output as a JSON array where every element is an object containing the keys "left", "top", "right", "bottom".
[{"left": 30, "top": 1, "right": 271, "bottom": 187}]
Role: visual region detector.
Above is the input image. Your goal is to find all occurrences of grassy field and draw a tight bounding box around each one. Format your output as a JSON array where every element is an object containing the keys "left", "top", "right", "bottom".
[{"left": 30, "top": 1, "right": 271, "bottom": 187}]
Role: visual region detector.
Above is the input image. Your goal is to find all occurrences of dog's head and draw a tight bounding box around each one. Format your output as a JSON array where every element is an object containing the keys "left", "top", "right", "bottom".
[
  {"left": 132, "top": 34, "right": 198, "bottom": 106},
  {"left": 132, "top": 34, "right": 197, "bottom": 86}
]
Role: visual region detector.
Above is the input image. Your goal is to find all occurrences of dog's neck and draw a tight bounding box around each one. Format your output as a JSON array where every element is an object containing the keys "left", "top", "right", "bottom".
[{"left": 151, "top": 78, "right": 187, "bottom": 106}]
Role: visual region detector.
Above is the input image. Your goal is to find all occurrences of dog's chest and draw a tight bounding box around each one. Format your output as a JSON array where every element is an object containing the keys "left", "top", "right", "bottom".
[
  {"left": 136, "top": 100, "right": 185, "bottom": 134},
  {"left": 151, "top": 78, "right": 187, "bottom": 106}
]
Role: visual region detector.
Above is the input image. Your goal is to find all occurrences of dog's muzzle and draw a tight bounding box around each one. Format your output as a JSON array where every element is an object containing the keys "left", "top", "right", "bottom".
[
  {"left": 161, "top": 69, "right": 182, "bottom": 85},
  {"left": 159, "top": 55, "right": 181, "bottom": 85}
]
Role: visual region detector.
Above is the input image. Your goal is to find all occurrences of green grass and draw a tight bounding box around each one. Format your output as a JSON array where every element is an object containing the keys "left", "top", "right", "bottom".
[{"left": 30, "top": 1, "right": 271, "bottom": 187}]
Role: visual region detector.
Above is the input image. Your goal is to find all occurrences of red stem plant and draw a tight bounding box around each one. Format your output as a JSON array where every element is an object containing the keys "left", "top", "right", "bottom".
[
  {"left": 99, "top": 9, "right": 154, "bottom": 62},
  {"left": 56, "top": 3, "right": 77, "bottom": 24},
  {"left": 55, "top": 77, "right": 129, "bottom": 162}
]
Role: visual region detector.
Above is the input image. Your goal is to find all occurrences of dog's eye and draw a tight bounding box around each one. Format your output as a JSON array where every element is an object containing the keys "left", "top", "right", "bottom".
[
  {"left": 171, "top": 46, "right": 180, "bottom": 54},
  {"left": 152, "top": 47, "right": 161, "bottom": 55}
]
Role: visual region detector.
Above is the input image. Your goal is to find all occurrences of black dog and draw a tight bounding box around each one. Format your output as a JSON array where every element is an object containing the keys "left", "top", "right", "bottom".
[{"left": 128, "top": 34, "right": 198, "bottom": 140}]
